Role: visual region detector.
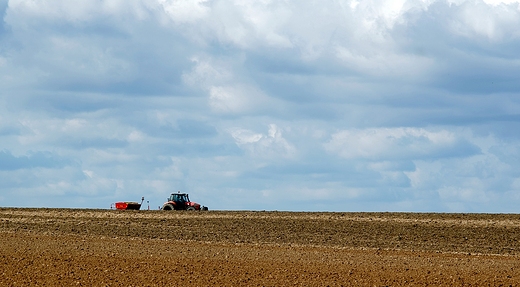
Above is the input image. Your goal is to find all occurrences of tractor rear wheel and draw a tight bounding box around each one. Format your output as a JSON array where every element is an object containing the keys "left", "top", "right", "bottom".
[{"left": 162, "top": 203, "right": 175, "bottom": 210}]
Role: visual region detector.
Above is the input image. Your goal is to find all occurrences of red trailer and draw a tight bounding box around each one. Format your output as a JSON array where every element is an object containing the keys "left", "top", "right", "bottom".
[{"left": 112, "top": 197, "right": 145, "bottom": 210}]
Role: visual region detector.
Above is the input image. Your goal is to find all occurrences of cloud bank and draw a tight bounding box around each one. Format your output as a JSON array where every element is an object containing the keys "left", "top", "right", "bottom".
[{"left": 1, "top": 0, "right": 520, "bottom": 212}]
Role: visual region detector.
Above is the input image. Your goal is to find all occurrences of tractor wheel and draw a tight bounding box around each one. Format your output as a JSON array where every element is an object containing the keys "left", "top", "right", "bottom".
[
  {"left": 162, "top": 203, "right": 175, "bottom": 211},
  {"left": 186, "top": 206, "right": 196, "bottom": 211}
]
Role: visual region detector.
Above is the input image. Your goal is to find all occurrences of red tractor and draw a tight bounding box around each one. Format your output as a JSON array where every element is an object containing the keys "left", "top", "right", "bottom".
[{"left": 162, "top": 192, "right": 208, "bottom": 211}]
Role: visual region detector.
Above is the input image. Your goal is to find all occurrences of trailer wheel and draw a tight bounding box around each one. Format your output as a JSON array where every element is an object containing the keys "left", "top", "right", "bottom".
[{"left": 162, "top": 203, "right": 174, "bottom": 211}]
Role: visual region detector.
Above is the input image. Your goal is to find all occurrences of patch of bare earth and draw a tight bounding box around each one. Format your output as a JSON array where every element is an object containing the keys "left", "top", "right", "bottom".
[{"left": 1, "top": 208, "right": 519, "bottom": 286}]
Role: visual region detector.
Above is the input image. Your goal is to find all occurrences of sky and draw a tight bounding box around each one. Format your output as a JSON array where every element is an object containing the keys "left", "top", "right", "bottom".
[{"left": 1, "top": 0, "right": 520, "bottom": 212}]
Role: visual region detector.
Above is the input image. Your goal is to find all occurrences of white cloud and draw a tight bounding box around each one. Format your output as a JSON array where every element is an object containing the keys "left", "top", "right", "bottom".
[
  {"left": 159, "top": 0, "right": 210, "bottom": 23},
  {"left": 208, "top": 86, "right": 242, "bottom": 113},
  {"left": 183, "top": 57, "right": 275, "bottom": 114},
  {"left": 182, "top": 57, "right": 233, "bottom": 87},
  {"left": 324, "top": 127, "right": 478, "bottom": 161},
  {"left": 451, "top": 0, "right": 520, "bottom": 40},
  {"left": 203, "top": 0, "right": 294, "bottom": 49},
  {"left": 438, "top": 183, "right": 489, "bottom": 203},
  {"left": 483, "top": 0, "right": 520, "bottom": 5},
  {"left": 127, "top": 130, "right": 145, "bottom": 142},
  {"left": 6, "top": 0, "right": 153, "bottom": 23},
  {"left": 82, "top": 170, "right": 93, "bottom": 178},
  {"left": 230, "top": 124, "right": 296, "bottom": 159},
  {"left": 1, "top": 0, "right": 520, "bottom": 211},
  {"left": 334, "top": 46, "right": 434, "bottom": 79},
  {"left": 229, "top": 128, "right": 263, "bottom": 145},
  {"left": 208, "top": 85, "right": 272, "bottom": 114}
]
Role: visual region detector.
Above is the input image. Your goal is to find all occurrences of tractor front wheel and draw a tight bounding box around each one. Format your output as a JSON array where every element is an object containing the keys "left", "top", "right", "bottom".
[
  {"left": 186, "top": 206, "right": 196, "bottom": 211},
  {"left": 162, "top": 203, "right": 175, "bottom": 211}
]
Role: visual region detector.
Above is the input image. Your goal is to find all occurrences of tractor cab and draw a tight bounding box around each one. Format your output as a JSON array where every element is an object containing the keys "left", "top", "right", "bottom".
[{"left": 169, "top": 193, "right": 189, "bottom": 204}]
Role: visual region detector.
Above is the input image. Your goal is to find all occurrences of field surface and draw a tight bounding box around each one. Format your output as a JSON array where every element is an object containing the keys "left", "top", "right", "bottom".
[{"left": 1, "top": 208, "right": 520, "bottom": 286}]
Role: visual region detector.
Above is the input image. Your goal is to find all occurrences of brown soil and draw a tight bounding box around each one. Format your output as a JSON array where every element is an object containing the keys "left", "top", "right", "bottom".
[{"left": 1, "top": 208, "right": 519, "bottom": 286}]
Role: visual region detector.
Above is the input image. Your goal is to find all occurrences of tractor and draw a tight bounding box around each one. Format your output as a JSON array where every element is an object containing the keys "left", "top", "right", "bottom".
[{"left": 162, "top": 192, "right": 208, "bottom": 211}]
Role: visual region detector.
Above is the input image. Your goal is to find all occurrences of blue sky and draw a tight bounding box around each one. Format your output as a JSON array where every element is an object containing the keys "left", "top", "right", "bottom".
[{"left": 1, "top": 0, "right": 520, "bottom": 212}]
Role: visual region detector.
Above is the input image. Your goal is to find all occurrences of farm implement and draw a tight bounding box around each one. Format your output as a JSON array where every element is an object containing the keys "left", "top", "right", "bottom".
[{"left": 112, "top": 197, "right": 146, "bottom": 210}]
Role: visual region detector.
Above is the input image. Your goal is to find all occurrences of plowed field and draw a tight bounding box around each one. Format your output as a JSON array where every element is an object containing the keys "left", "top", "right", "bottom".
[{"left": 1, "top": 208, "right": 520, "bottom": 286}]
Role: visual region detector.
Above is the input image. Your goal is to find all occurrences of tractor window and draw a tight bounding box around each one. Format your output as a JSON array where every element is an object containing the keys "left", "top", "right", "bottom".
[{"left": 171, "top": 194, "right": 187, "bottom": 203}]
